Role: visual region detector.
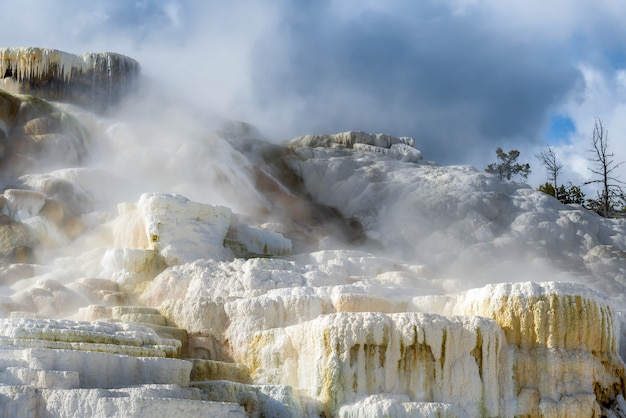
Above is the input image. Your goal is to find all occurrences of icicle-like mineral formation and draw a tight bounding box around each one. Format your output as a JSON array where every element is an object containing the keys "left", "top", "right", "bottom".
[{"left": 0, "top": 47, "right": 140, "bottom": 113}]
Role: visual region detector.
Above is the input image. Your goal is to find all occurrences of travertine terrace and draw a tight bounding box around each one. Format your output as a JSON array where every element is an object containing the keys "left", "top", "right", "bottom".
[{"left": 1, "top": 48, "right": 626, "bottom": 417}]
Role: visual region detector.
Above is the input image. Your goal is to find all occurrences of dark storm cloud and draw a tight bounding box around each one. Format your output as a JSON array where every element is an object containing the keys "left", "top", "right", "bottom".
[
  {"left": 3, "top": 0, "right": 626, "bottom": 177},
  {"left": 248, "top": 1, "right": 581, "bottom": 164}
]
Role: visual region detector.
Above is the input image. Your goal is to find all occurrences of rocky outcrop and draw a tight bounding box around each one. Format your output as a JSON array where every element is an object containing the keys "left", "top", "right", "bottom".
[
  {"left": 0, "top": 215, "right": 37, "bottom": 264},
  {"left": 0, "top": 47, "right": 140, "bottom": 113},
  {"left": 0, "top": 173, "right": 95, "bottom": 264},
  {"left": 113, "top": 193, "right": 292, "bottom": 266},
  {"left": 290, "top": 131, "right": 415, "bottom": 150},
  {"left": 0, "top": 90, "right": 90, "bottom": 178},
  {"left": 290, "top": 130, "right": 425, "bottom": 164}
]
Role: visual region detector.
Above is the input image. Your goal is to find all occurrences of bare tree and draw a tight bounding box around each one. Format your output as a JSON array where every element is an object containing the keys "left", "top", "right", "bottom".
[
  {"left": 536, "top": 146, "right": 562, "bottom": 198},
  {"left": 585, "top": 118, "right": 624, "bottom": 217}
]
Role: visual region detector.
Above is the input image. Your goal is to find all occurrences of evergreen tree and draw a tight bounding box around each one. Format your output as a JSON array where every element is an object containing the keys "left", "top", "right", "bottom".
[
  {"left": 538, "top": 182, "right": 585, "bottom": 205},
  {"left": 485, "top": 148, "right": 531, "bottom": 181}
]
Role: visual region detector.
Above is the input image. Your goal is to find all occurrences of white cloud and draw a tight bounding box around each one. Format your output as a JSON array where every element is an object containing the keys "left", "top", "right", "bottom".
[
  {"left": 72, "top": 8, "right": 110, "bottom": 38},
  {"left": 162, "top": 2, "right": 181, "bottom": 27},
  {"left": 1, "top": 0, "right": 626, "bottom": 184},
  {"left": 542, "top": 65, "right": 626, "bottom": 196}
]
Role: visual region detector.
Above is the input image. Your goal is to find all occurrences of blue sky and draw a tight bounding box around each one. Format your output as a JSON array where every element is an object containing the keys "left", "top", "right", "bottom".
[
  {"left": 2, "top": 0, "right": 626, "bottom": 190},
  {"left": 545, "top": 115, "right": 577, "bottom": 145}
]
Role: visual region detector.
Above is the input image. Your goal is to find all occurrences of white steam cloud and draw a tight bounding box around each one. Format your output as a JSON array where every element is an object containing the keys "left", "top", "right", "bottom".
[
  {"left": 2, "top": 1, "right": 626, "bottom": 267},
  {"left": 2, "top": 0, "right": 626, "bottom": 190}
]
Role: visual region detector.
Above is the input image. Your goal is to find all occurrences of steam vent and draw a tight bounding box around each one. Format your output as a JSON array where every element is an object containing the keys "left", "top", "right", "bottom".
[{"left": 0, "top": 47, "right": 140, "bottom": 113}]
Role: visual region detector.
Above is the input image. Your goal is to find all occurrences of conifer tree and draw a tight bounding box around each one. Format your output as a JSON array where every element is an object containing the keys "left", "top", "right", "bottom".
[{"left": 485, "top": 148, "right": 531, "bottom": 181}]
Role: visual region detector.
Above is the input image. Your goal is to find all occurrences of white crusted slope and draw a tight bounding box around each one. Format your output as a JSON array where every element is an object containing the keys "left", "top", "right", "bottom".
[
  {"left": 112, "top": 193, "right": 292, "bottom": 266},
  {"left": 137, "top": 193, "right": 233, "bottom": 264}
]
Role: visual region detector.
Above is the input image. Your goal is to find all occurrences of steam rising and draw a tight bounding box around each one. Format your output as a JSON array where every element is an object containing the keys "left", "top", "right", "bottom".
[
  {"left": 2, "top": 4, "right": 626, "bottom": 415},
  {"left": 3, "top": 2, "right": 626, "bottom": 187},
  {"left": 0, "top": 43, "right": 624, "bottom": 328},
  {"left": 3, "top": 42, "right": 626, "bottom": 415}
]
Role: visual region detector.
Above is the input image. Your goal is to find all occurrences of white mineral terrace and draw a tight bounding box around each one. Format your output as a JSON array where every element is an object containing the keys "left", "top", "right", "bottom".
[
  {"left": 2, "top": 67, "right": 626, "bottom": 415},
  {"left": 0, "top": 47, "right": 139, "bottom": 83}
]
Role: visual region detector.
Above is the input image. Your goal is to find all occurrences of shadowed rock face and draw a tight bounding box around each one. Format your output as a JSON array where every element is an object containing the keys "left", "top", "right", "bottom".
[
  {"left": 0, "top": 90, "right": 90, "bottom": 179},
  {"left": 0, "top": 47, "right": 141, "bottom": 113}
]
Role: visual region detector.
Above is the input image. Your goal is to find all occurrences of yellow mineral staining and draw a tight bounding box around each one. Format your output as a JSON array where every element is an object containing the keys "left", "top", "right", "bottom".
[
  {"left": 470, "top": 328, "right": 483, "bottom": 380},
  {"left": 332, "top": 293, "right": 404, "bottom": 313},
  {"left": 453, "top": 283, "right": 625, "bottom": 416},
  {"left": 397, "top": 328, "right": 438, "bottom": 401},
  {"left": 39, "top": 198, "right": 65, "bottom": 224},
  {"left": 246, "top": 331, "right": 283, "bottom": 381},
  {"left": 439, "top": 327, "right": 447, "bottom": 371},
  {"left": 112, "top": 205, "right": 150, "bottom": 249},
  {"left": 464, "top": 292, "right": 614, "bottom": 353},
  {"left": 189, "top": 359, "right": 251, "bottom": 384},
  {"left": 241, "top": 311, "right": 504, "bottom": 417}
]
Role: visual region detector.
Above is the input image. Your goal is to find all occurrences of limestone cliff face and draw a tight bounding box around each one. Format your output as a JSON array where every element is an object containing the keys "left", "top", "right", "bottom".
[
  {"left": 241, "top": 311, "right": 506, "bottom": 417},
  {"left": 230, "top": 282, "right": 626, "bottom": 417},
  {"left": 0, "top": 47, "right": 140, "bottom": 113},
  {"left": 451, "top": 282, "right": 625, "bottom": 417}
]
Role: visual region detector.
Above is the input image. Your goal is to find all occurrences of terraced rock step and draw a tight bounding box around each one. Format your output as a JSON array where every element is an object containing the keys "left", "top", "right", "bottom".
[
  {"left": 0, "top": 347, "right": 192, "bottom": 389},
  {"left": 119, "top": 313, "right": 166, "bottom": 326},
  {"left": 80, "top": 305, "right": 162, "bottom": 319},
  {"left": 0, "top": 366, "right": 79, "bottom": 389},
  {"left": 191, "top": 380, "right": 304, "bottom": 418},
  {"left": 79, "top": 304, "right": 188, "bottom": 357},
  {"left": 0, "top": 337, "right": 178, "bottom": 358},
  {"left": 93, "top": 397, "right": 246, "bottom": 417},
  {"left": 190, "top": 359, "right": 251, "bottom": 384},
  {"left": 0, "top": 317, "right": 182, "bottom": 358},
  {"left": 0, "top": 383, "right": 247, "bottom": 417},
  {"left": 0, "top": 315, "right": 294, "bottom": 416}
]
